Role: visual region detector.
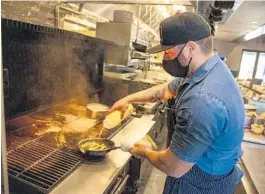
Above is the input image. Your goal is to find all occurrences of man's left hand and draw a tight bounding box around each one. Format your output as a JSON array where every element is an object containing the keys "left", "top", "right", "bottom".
[{"left": 129, "top": 143, "right": 149, "bottom": 159}]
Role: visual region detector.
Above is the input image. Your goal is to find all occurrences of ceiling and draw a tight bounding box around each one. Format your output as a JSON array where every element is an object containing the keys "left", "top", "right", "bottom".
[
  {"left": 215, "top": 1, "right": 265, "bottom": 42},
  {"left": 78, "top": 0, "right": 265, "bottom": 43},
  {"left": 81, "top": 2, "right": 194, "bottom": 43}
]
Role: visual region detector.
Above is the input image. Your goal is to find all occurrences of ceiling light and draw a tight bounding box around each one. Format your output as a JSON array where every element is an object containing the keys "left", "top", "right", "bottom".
[
  {"left": 251, "top": 21, "right": 258, "bottom": 24},
  {"left": 245, "top": 24, "right": 265, "bottom": 41},
  {"left": 173, "top": 5, "right": 186, "bottom": 12}
]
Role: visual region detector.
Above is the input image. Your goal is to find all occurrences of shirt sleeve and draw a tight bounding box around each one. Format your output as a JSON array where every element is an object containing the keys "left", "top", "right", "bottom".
[
  {"left": 168, "top": 78, "right": 185, "bottom": 94},
  {"left": 169, "top": 92, "right": 229, "bottom": 163}
]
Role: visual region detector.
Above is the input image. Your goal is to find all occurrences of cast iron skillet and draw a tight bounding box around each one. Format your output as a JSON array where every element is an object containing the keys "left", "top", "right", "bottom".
[{"left": 78, "top": 138, "right": 120, "bottom": 157}]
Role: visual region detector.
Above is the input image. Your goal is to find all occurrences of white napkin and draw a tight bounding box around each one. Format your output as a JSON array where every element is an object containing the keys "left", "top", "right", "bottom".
[
  {"left": 120, "top": 140, "right": 134, "bottom": 152},
  {"left": 120, "top": 135, "right": 157, "bottom": 152}
]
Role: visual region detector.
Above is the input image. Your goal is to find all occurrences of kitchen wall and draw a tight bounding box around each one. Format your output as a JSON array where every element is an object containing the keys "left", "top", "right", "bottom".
[
  {"left": 214, "top": 39, "right": 237, "bottom": 58},
  {"left": 1, "top": 1, "right": 98, "bottom": 36},
  {"left": 1, "top": 1, "right": 55, "bottom": 27},
  {"left": 214, "top": 35, "right": 265, "bottom": 71}
]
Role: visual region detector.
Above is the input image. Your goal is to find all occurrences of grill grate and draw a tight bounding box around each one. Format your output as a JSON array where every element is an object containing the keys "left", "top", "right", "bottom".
[
  {"left": 7, "top": 139, "right": 82, "bottom": 193},
  {"left": 6, "top": 104, "right": 133, "bottom": 193},
  {"left": 6, "top": 135, "right": 34, "bottom": 152}
]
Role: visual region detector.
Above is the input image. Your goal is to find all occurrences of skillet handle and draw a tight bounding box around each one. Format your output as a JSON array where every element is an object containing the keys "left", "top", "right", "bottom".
[{"left": 108, "top": 146, "right": 120, "bottom": 152}]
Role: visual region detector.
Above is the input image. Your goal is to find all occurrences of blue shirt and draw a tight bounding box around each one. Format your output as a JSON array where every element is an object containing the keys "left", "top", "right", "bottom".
[{"left": 168, "top": 54, "right": 245, "bottom": 175}]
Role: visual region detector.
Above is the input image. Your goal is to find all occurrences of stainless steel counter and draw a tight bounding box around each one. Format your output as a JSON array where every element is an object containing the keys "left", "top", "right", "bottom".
[
  {"left": 50, "top": 116, "right": 155, "bottom": 194},
  {"left": 241, "top": 142, "right": 265, "bottom": 194}
]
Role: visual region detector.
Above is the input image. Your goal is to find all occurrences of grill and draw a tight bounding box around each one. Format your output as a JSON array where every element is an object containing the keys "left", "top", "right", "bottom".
[
  {"left": 2, "top": 18, "right": 123, "bottom": 194},
  {"left": 6, "top": 101, "right": 133, "bottom": 194},
  {"left": 7, "top": 136, "right": 82, "bottom": 194}
]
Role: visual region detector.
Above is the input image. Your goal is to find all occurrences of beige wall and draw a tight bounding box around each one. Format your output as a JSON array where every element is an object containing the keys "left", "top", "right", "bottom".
[
  {"left": 214, "top": 39, "right": 237, "bottom": 58},
  {"left": 214, "top": 35, "right": 265, "bottom": 71}
]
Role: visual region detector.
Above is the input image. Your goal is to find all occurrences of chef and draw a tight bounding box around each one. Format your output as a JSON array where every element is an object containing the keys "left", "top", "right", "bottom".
[{"left": 109, "top": 12, "right": 244, "bottom": 194}]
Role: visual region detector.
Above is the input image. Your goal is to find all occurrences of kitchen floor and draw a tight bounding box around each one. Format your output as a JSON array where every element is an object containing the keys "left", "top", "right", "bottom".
[{"left": 137, "top": 166, "right": 166, "bottom": 194}]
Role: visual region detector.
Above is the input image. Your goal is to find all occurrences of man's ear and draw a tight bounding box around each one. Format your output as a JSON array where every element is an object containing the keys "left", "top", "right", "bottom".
[{"left": 187, "top": 41, "right": 198, "bottom": 55}]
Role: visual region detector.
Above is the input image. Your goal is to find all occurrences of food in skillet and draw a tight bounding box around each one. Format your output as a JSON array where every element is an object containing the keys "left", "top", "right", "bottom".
[{"left": 80, "top": 141, "right": 107, "bottom": 151}]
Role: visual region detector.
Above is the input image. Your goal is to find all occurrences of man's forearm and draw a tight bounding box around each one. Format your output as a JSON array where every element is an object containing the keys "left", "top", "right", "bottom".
[
  {"left": 140, "top": 149, "right": 190, "bottom": 178},
  {"left": 143, "top": 149, "right": 173, "bottom": 176},
  {"left": 125, "top": 83, "right": 171, "bottom": 103}
]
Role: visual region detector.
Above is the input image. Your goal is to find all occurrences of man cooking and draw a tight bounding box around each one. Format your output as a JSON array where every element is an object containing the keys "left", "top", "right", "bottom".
[{"left": 109, "top": 12, "right": 244, "bottom": 194}]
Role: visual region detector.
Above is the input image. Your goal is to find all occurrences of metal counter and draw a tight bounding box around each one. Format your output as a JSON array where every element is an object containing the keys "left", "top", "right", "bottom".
[
  {"left": 50, "top": 115, "right": 155, "bottom": 194},
  {"left": 241, "top": 142, "right": 265, "bottom": 194}
]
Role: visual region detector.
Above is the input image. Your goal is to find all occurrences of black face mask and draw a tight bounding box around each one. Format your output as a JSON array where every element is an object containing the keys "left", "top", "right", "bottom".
[{"left": 162, "top": 44, "right": 192, "bottom": 78}]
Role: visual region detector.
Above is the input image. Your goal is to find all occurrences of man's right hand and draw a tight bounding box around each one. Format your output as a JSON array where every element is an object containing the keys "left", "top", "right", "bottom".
[{"left": 108, "top": 97, "right": 130, "bottom": 118}]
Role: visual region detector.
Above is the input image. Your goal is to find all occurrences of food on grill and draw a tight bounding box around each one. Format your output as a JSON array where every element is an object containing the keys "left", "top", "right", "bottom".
[
  {"left": 35, "top": 126, "right": 61, "bottom": 136},
  {"left": 56, "top": 113, "right": 78, "bottom": 123},
  {"left": 55, "top": 117, "right": 102, "bottom": 148},
  {"left": 86, "top": 103, "right": 109, "bottom": 111},
  {"left": 103, "top": 104, "right": 134, "bottom": 129},
  {"left": 80, "top": 141, "right": 107, "bottom": 151},
  {"left": 68, "top": 104, "right": 87, "bottom": 117},
  {"left": 62, "top": 117, "right": 98, "bottom": 133},
  {"left": 86, "top": 103, "right": 109, "bottom": 120}
]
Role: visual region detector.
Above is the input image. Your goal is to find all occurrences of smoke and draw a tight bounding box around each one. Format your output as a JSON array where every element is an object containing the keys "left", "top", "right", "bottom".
[
  {"left": 3, "top": 21, "right": 102, "bottom": 118},
  {"left": 25, "top": 38, "right": 97, "bottom": 109}
]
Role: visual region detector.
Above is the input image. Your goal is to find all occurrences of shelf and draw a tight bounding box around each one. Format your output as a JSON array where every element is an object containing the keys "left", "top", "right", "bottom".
[{"left": 239, "top": 84, "right": 265, "bottom": 95}]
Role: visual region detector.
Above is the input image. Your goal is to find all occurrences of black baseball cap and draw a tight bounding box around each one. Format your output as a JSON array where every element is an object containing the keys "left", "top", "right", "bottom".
[{"left": 147, "top": 12, "right": 211, "bottom": 54}]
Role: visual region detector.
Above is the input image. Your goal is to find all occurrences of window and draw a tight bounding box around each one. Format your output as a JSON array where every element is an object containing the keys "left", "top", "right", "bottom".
[
  {"left": 238, "top": 50, "right": 265, "bottom": 82},
  {"left": 255, "top": 53, "right": 265, "bottom": 79},
  {"left": 238, "top": 51, "right": 257, "bottom": 79}
]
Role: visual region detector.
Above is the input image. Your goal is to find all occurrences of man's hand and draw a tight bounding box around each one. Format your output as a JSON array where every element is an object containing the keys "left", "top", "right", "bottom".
[
  {"left": 108, "top": 97, "right": 129, "bottom": 119},
  {"left": 108, "top": 83, "right": 175, "bottom": 119},
  {"left": 129, "top": 143, "right": 149, "bottom": 159}
]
